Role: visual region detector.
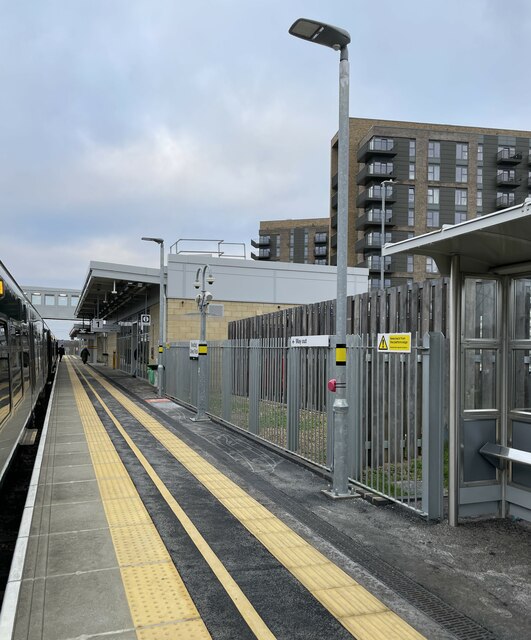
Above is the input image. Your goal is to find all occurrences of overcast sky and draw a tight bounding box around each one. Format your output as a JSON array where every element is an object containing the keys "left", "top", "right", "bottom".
[{"left": 2, "top": 0, "right": 530, "bottom": 297}]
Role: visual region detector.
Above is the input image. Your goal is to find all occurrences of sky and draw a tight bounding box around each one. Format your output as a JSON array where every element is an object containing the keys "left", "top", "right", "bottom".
[{"left": 2, "top": 0, "right": 530, "bottom": 315}]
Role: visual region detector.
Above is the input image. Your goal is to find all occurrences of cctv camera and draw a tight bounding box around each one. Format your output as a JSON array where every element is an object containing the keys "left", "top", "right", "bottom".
[
  {"left": 207, "top": 275, "right": 214, "bottom": 285},
  {"left": 205, "top": 292, "right": 213, "bottom": 303},
  {"left": 194, "top": 281, "right": 200, "bottom": 289}
]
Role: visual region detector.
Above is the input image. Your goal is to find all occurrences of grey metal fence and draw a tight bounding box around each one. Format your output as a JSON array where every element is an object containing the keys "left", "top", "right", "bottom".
[{"left": 165, "top": 333, "right": 446, "bottom": 519}]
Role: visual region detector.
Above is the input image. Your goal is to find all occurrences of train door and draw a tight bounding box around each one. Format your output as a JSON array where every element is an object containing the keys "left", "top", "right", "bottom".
[{"left": 0, "top": 322, "right": 10, "bottom": 424}]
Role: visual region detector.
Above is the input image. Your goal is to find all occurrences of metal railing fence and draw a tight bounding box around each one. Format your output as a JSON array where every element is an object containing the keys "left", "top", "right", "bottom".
[{"left": 164, "top": 333, "right": 446, "bottom": 519}]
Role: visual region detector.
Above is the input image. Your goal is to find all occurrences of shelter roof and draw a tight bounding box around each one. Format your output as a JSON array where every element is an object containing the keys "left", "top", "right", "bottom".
[{"left": 383, "top": 199, "right": 531, "bottom": 275}]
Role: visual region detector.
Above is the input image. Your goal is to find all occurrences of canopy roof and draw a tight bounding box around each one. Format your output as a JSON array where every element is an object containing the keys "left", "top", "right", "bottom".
[{"left": 383, "top": 199, "right": 531, "bottom": 275}]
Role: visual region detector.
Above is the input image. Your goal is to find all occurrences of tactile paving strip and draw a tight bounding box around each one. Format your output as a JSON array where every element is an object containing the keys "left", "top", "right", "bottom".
[
  {"left": 92, "top": 369, "right": 426, "bottom": 640},
  {"left": 67, "top": 362, "right": 211, "bottom": 639}
]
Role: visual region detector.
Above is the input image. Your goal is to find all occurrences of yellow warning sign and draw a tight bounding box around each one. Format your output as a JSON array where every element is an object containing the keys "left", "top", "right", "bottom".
[{"left": 377, "top": 332, "right": 411, "bottom": 353}]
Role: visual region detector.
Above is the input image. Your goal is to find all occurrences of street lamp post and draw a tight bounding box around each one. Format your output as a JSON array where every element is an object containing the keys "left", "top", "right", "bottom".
[
  {"left": 289, "top": 18, "right": 352, "bottom": 497},
  {"left": 192, "top": 265, "right": 214, "bottom": 422},
  {"left": 379, "top": 179, "right": 397, "bottom": 291},
  {"left": 141, "top": 237, "right": 165, "bottom": 397}
]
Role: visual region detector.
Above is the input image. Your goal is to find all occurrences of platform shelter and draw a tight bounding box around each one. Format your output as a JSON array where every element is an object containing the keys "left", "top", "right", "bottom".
[{"left": 384, "top": 199, "right": 531, "bottom": 525}]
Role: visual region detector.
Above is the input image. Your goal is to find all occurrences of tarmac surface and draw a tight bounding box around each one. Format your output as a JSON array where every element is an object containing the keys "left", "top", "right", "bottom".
[{"left": 99, "top": 365, "right": 531, "bottom": 640}]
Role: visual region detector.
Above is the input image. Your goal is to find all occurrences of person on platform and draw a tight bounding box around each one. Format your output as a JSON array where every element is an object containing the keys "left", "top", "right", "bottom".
[
  {"left": 80, "top": 347, "right": 90, "bottom": 364},
  {"left": 58, "top": 345, "right": 65, "bottom": 361}
]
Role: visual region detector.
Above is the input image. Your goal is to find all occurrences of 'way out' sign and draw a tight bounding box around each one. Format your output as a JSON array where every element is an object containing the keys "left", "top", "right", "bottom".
[{"left": 377, "top": 332, "right": 412, "bottom": 353}]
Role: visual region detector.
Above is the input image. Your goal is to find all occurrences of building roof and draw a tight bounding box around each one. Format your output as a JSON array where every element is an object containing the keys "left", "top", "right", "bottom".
[{"left": 382, "top": 199, "right": 531, "bottom": 275}]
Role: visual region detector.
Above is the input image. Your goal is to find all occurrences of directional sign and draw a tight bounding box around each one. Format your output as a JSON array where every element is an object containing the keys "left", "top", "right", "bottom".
[
  {"left": 290, "top": 335, "right": 330, "bottom": 348},
  {"left": 377, "top": 332, "right": 412, "bottom": 353},
  {"left": 140, "top": 314, "right": 151, "bottom": 326}
]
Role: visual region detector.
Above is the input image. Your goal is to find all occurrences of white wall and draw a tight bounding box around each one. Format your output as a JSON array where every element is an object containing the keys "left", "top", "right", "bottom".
[{"left": 167, "top": 255, "right": 368, "bottom": 304}]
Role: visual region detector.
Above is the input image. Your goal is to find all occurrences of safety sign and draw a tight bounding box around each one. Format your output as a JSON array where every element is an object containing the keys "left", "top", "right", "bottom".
[{"left": 377, "top": 332, "right": 412, "bottom": 353}]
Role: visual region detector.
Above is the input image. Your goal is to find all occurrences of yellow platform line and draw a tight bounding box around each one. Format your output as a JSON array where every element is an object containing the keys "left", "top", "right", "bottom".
[
  {"left": 73, "top": 364, "right": 276, "bottom": 640},
  {"left": 66, "top": 362, "right": 212, "bottom": 640},
  {"left": 89, "top": 368, "right": 426, "bottom": 640}
]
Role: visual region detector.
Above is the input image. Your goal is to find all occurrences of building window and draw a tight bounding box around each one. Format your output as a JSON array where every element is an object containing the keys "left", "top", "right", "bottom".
[
  {"left": 477, "top": 143, "right": 483, "bottom": 162},
  {"left": 428, "top": 164, "right": 440, "bottom": 181},
  {"left": 315, "top": 258, "right": 327, "bottom": 265},
  {"left": 45, "top": 294, "right": 55, "bottom": 306},
  {"left": 31, "top": 293, "right": 41, "bottom": 305},
  {"left": 289, "top": 247, "right": 294, "bottom": 260},
  {"left": 315, "top": 232, "right": 328, "bottom": 243},
  {"left": 259, "top": 235, "right": 270, "bottom": 245},
  {"left": 426, "top": 257, "right": 439, "bottom": 274},
  {"left": 456, "top": 143, "right": 468, "bottom": 160},
  {"left": 477, "top": 190, "right": 483, "bottom": 208},
  {"left": 409, "top": 139, "right": 416, "bottom": 157},
  {"left": 455, "top": 188, "right": 468, "bottom": 206},
  {"left": 427, "top": 210, "right": 440, "bottom": 227},
  {"left": 456, "top": 166, "right": 468, "bottom": 183},
  {"left": 477, "top": 167, "right": 483, "bottom": 186},
  {"left": 407, "top": 255, "right": 414, "bottom": 273},
  {"left": 314, "top": 246, "right": 327, "bottom": 256},
  {"left": 427, "top": 187, "right": 440, "bottom": 205},
  {"left": 497, "top": 169, "right": 516, "bottom": 183},
  {"left": 455, "top": 212, "right": 467, "bottom": 224},
  {"left": 408, "top": 208, "right": 415, "bottom": 226},
  {"left": 428, "top": 140, "right": 441, "bottom": 159},
  {"left": 409, "top": 163, "right": 415, "bottom": 179},
  {"left": 408, "top": 187, "right": 415, "bottom": 205}
]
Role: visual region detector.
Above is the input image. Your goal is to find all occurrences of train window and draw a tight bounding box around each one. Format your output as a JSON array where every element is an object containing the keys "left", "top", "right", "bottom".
[
  {"left": 0, "top": 323, "right": 10, "bottom": 423},
  {"left": 10, "top": 329, "right": 22, "bottom": 406},
  {"left": 44, "top": 294, "right": 55, "bottom": 306}
]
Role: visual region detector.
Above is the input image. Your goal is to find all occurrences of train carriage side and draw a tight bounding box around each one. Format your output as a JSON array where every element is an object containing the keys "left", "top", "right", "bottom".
[{"left": 0, "top": 262, "right": 55, "bottom": 484}]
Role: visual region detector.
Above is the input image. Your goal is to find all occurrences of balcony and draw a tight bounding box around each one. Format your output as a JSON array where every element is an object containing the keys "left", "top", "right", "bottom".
[
  {"left": 331, "top": 172, "right": 338, "bottom": 189},
  {"left": 251, "top": 235, "right": 271, "bottom": 248},
  {"left": 496, "top": 193, "right": 516, "bottom": 209},
  {"left": 355, "top": 207, "right": 394, "bottom": 230},
  {"left": 496, "top": 172, "right": 518, "bottom": 187},
  {"left": 357, "top": 137, "right": 396, "bottom": 163},
  {"left": 314, "top": 232, "right": 328, "bottom": 244},
  {"left": 497, "top": 148, "right": 522, "bottom": 164},
  {"left": 314, "top": 245, "right": 327, "bottom": 257},
  {"left": 331, "top": 193, "right": 338, "bottom": 211},
  {"left": 331, "top": 213, "right": 338, "bottom": 229},
  {"left": 356, "top": 185, "right": 396, "bottom": 209},
  {"left": 362, "top": 255, "right": 393, "bottom": 273},
  {"left": 251, "top": 248, "right": 271, "bottom": 260},
  {"left": 355, "top": 233, "right": 392, "bottom": 253},
  {"left": 356, "top": 163, "right": 395, "bottom": 185},
  {"left": 331, "top": 233, "right": 337, "bottom": 249}
]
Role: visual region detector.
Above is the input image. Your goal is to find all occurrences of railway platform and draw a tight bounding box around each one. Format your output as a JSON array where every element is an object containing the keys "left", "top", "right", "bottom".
[{"left": 1, "top": 358, "right": 529, "bottom": 640}]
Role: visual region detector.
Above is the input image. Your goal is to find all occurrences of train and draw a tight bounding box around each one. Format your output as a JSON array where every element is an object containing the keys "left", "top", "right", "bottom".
[{"left": 0, "top": 260, "right": 56, "bottom": 485}]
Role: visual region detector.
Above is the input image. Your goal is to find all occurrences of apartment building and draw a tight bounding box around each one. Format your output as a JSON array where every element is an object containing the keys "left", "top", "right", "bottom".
[
  {"left": 330, "top": 118, "right": 531, "bottom": 288},
  {"left": 251, "top": 218, "right": 329, "bottom": 264}
]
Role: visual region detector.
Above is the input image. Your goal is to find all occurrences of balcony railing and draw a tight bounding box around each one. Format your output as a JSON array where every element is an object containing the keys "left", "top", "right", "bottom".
[
  {"left": 357, "top": 137, "right": 396, "bottom": 162},
  {"left": 356, "top": 163, "right": 395, "bottom": 185},
  {"left": 496, "top": 173, "right": 518, "bottom": 187},
  {"left": 497, "top": 149, "right": 522, "bottom": 164},
  {"left": 355, "top": 207, "right": 394, "bottom": 230},
  {"left": 496, "top": 194, "right": 516, "bottom": 209},
  {"left": 356, "top": 186, "right": 396, "bottom": 208},
  {"left": 251, "top": 236, "right": 271, "bottom": 248},
  {"left": 314, "top": 233, "right": 328, "bottom": 244}
]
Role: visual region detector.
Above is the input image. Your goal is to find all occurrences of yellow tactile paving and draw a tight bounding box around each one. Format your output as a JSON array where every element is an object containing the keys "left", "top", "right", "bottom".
[
  {"left": 66, "top": 362, "right": 211, "bottom": 640},
  {"left": 74, "top": 365, "right": 276, "bottom": 640},
  {"left": 87, "top": 367, "right": 426, "bottom": 639}
]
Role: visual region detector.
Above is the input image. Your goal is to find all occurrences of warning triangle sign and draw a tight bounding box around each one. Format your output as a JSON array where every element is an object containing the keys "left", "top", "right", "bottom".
[{"left": 378, "top": 335, "right": 388, "bottom": 351}]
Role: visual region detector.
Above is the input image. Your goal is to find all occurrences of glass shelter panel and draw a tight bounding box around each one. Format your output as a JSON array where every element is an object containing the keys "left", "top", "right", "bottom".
[
  {"left": 512, "top": 278, "right": 531, "bottom": 340},
  {"left": 463, "top": 349, "right": 498, "bottom": 411},
  {"left": 511, "top": 350, "right": 531, "bottom": 413},
  {"left": 463, "top": 279, "right": 497, "bottom": 339}
]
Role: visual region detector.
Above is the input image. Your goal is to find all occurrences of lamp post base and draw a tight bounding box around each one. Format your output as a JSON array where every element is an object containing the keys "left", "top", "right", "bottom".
[{"left": 321, "top": 488, "right": 360, "bottom": 500}]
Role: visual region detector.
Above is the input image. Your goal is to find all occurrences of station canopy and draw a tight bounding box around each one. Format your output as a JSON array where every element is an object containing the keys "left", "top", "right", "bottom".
[
  {"left": 383, "top": 199, "right": 531, "bottom": 275},
  {"left": 75, "top": 261, "right": 160, "bottom": 321}
]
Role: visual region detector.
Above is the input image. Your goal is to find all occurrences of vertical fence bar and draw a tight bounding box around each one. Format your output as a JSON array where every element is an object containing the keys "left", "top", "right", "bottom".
[
  {"left": 287, "top": 345, "right": 301, "bottom": 452},
  {"left": 222, "top": 340, "right": 232, "bottom": 422},
  {"left": 249, "top": 339, "right": 261, "bottom": 434},
  {"left": 422, "top": 332, "right": 445, "bottom": 519},
  {"left": 327, "top": 337, "right": 336, "bottom": 467}
]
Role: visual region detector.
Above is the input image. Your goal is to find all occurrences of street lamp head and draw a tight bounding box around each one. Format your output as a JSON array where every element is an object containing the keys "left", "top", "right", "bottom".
[
  {"left": 141, "top": 237, "right": 164, "bottom": 244},
  {"left": 289, "top": 18, "right": 350, "bottom": 50}
]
